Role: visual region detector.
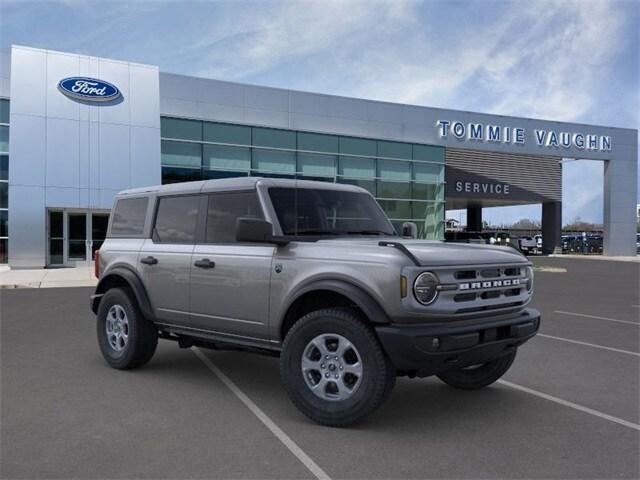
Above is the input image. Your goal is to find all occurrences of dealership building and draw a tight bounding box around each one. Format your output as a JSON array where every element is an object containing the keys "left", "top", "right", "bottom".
[{"left": 0, "top": 45, "right": 637, "bottom": 268}]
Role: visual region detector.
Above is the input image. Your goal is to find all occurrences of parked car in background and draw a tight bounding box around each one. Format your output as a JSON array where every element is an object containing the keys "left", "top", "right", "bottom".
[
  {"left": 636, "top": 233, "right": 640, "bottom": 254},
  {"left": 482, "top": 231, "right": 516, "bottom": 248},
  {"left": 516, "top": 236, "right": 539, "bottom": 255},
  {"left": 562, "top": 234, "right": 603, "bottom": 254},
  {"left": 535, "top": 234, "right": 543, "bottom": 252},
  {"left": 444, "top": 230, "right": 485, "bottom": 244}
]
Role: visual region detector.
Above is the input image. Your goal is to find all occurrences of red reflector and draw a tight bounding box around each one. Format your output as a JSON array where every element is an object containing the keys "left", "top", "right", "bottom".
[{"left": 94, "top": 250, "right": 100, "bottom": 278}]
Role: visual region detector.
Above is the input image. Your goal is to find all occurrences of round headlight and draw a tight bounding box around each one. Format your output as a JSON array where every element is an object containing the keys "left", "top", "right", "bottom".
[
  {"left": 414, "top": 272, "right": 439, "bottom": 305},
  {"left": 525, "top": 266, "right": 534, "bottom": 293}
]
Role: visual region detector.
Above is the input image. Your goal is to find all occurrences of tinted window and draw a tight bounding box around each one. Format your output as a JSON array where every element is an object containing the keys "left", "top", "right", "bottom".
[
  {"left": 0, "top": 210, "right": 7, "bottom": 237},
  {"left": 154, "top": 195, "right": 200, "bottom": 243},
  {"left": 269, "top": 188, "right": 395, "bottom": 237},
  {"left": 0, "top": 99, "right": 9, "bottom": 124},
  {"left": 0, "top": 155, "right": 7, "bottom": 180},
  {"left": 0, "top": 182, "right": 6, "bottom": 209},
  {"left": 206, "top": 192, "right": 263, "bottom": 244},
  {"left": 110, "top": 197, "right": 148, "bottom": 236}
]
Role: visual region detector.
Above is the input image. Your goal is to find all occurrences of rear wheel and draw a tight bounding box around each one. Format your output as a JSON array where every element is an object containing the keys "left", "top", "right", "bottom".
[
  {"left": 96, "top": 288, "right": 158, "bottom": 369},
  {"left": 280, "top": 308, "right": 396, "bottom": 427},
  {"left": 436, "top": 349, "right": 517, "bottom": 390}
]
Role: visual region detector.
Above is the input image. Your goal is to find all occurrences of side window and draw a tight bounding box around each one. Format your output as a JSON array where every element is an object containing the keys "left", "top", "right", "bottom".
[
  {"left": 110, "top": 197, "right": 148, "bottom": 236},
  {"left": 154, "top": 195, "right": 200, "bottom": 243},
  {"left": 206, "top": 192, "right": 263, "bottom": 244}
]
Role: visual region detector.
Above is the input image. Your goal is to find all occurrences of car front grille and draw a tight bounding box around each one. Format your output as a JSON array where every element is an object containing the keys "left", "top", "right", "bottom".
[{"left": 432, "top": 264, "right": 530, "bottom": 315}]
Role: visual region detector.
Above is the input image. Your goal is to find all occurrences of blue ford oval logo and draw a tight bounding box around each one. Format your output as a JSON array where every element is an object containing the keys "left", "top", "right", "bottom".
[{"left": 58, "top": 77, "right": 121, "bottom": 102}]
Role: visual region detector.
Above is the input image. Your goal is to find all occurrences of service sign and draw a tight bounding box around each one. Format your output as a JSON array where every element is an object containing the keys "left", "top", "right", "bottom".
[{"left": 58, "top": 77, "right": 121, "bottom": 102}]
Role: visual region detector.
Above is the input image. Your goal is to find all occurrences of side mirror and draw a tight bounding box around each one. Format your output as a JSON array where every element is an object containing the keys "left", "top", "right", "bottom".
[
  {"left": 401, "top": 221, "right": 418, "bottom": 239},
  {"left": 236, "top": 218, "right": 289, "bottom": 245}
]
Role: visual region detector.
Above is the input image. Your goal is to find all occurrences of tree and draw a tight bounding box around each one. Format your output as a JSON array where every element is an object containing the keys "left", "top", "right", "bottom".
[
  {"left": 510, "top": 218, "right": 541, "bottom": 230},
  {"left": 563, "top": 216, "right": 602, "bottom": 232}
]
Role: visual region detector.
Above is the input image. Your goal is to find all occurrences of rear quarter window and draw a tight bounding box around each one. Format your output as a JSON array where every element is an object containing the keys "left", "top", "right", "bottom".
[{"left": 110, "top": 197, "right": 149, "bottom": 237}]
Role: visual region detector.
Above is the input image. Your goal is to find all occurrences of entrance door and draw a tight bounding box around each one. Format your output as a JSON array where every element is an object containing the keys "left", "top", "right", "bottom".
[
  {"left": 91, "top": 213, "right": 109, "bottom": 258},
  {"left": 67, "top": 213, "right": 87, "bottom": 262},
  {"left": 48, "top": 211, "right": 64, "bottom": 266},
  {"left": 47, "top": 209, "right": 110, "bottom": 267}
]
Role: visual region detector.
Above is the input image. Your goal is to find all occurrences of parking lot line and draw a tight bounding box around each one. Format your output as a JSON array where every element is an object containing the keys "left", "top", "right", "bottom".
[
  {"left": 554, "top": 310, "right": 640, "bottom": 326},
  {"left": 192, "top": 347, "right": 331, "bottom": 480},
  {"left": 537, "top": 333, "right": 640, "bottom": 357},
  {"left": 499, "top": 380, "right": 640, "bottom": 431}
]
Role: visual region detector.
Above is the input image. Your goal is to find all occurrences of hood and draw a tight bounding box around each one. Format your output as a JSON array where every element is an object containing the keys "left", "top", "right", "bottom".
[{"left": 315, "top": 237, "right": 528, "bottom": 266}]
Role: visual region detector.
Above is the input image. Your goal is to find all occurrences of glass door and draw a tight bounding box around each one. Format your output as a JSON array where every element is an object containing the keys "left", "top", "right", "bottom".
[
  {"left": 48, "top": 211, "right": 64, "bottom": 266},
  {"left": 91, "top": 213, "right": 109, "bottom": 258},
  {"left": 67, "top": 213, "right": 87, "bottom": 261}
]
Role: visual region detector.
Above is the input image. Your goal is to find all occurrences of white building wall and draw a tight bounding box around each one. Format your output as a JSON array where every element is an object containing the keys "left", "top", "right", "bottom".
[{"left": 8, "top": 46, "right": 160, "bottom": 267}]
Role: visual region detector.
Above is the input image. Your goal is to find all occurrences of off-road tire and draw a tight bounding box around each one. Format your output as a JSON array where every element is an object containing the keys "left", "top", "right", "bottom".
[
  {"left": 96, "top": 287, "right": 158, "bottom": 369},
  {"left": 280, "top": 308, "right": 396, "bottom": 427},
  {"left": 436, "top": 348, "right": 517, "bottom": 390}
]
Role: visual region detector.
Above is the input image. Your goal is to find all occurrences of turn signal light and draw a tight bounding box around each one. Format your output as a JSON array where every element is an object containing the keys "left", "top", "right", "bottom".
[{"left": 400, "top": 276, "right": 407, "bottom": 298}]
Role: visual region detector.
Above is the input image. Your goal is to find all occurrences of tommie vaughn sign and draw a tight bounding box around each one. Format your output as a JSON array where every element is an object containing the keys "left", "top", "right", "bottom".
[
  {"left": 436, "top": 120, "right": 612, "bottom": 152},
  {"left": 57, "top": 77, "right": 121, "bottom": 102}
]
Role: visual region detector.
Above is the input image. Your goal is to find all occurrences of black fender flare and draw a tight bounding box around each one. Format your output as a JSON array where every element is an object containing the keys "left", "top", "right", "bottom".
[
  {"left": 92, "top": 265, "right": 155, "bottom": 320},
  {"left": 282, "top": 278, "right": 391, "bottom": 326}
]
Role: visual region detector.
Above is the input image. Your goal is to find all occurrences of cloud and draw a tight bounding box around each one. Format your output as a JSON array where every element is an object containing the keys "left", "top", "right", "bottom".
[{"left": 1, "top": 0, "right": 635, "bottom": 223}]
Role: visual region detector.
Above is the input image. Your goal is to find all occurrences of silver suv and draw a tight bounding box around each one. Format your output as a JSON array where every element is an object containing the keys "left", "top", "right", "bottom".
[{"left": 91, "top": 177, "right": 540, "bottom": 426}]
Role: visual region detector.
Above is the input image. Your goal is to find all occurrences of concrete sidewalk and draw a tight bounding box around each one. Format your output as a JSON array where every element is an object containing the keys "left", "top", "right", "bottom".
[{"left": 0, "top": 266, "right": 97, "bottom": 289}]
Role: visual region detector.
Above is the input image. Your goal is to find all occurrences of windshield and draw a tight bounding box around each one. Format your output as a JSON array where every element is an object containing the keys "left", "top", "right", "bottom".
[{"left": 268, "top": 187, "right": 396, "bottom": 237}]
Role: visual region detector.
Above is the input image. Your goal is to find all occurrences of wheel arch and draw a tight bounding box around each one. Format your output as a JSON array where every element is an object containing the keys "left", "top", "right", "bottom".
[
  {"left": 92, "top": 265, "right": 154, "bottom": 320},
  {"left": 280, "top": 279, "right": 391, "bottom": 341}
]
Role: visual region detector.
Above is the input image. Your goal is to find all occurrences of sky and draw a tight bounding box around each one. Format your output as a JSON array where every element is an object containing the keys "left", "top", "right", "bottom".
[{"left": 1, "top": 0, "right": 638, "bottom": 226}]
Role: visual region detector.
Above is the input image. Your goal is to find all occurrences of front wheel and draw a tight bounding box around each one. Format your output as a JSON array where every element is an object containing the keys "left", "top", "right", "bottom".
[
  {"left": 436, "top": 349, "right": 517, "bottom": 390},
  {"left": 280, "top": 308, "right": 396, "bottom": 427}
]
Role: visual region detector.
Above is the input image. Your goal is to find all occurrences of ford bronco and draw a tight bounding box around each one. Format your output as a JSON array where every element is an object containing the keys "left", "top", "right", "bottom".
[{"left": 91, "top": 177, "right": 540, "bottom": 426}]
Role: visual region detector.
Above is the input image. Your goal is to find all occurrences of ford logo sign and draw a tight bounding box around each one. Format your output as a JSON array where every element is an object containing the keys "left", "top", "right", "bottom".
[{"left": 57, "top": 77, "right": 121, "bottom": 102}]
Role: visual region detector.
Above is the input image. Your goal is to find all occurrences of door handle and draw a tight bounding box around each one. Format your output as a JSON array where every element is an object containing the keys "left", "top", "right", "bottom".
[
  {"left": 140, "top": 256, "right": 158, "bottom": 266},
  {"left": 194, "top": 258, "right": 215, "bottom": 269}
]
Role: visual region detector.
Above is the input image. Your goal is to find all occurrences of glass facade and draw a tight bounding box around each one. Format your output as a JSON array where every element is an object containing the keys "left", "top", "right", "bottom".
[
  {"left": 0, "top": 99, "right": 8, "bottom": 263},
  {"left": 161, "top": 117, "right": 445, "bottom": 239}
]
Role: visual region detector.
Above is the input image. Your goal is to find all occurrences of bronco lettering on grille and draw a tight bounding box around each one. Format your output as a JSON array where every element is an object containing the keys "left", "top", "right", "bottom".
[{"left": 459, "top": 279, "right": 520, "bottom": 290}]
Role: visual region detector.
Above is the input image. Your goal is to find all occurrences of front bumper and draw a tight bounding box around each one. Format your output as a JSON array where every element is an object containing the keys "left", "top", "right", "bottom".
[{"left": 375, "top": 308, "right": 540, "bottom": 376}]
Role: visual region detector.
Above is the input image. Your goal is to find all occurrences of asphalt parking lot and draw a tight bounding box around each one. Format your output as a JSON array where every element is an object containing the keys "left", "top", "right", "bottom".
[{"left": 1, "top": 257, "right": 639, "bottom": 479}]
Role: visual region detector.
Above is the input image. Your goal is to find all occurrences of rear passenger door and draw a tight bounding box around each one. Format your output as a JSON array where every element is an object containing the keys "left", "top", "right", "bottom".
[
  {"left": 189, "top": 191, "right": 274, "bottom": 341},
  {"left": 140, "top": 194, "right": 202, "bottom": 325}
]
